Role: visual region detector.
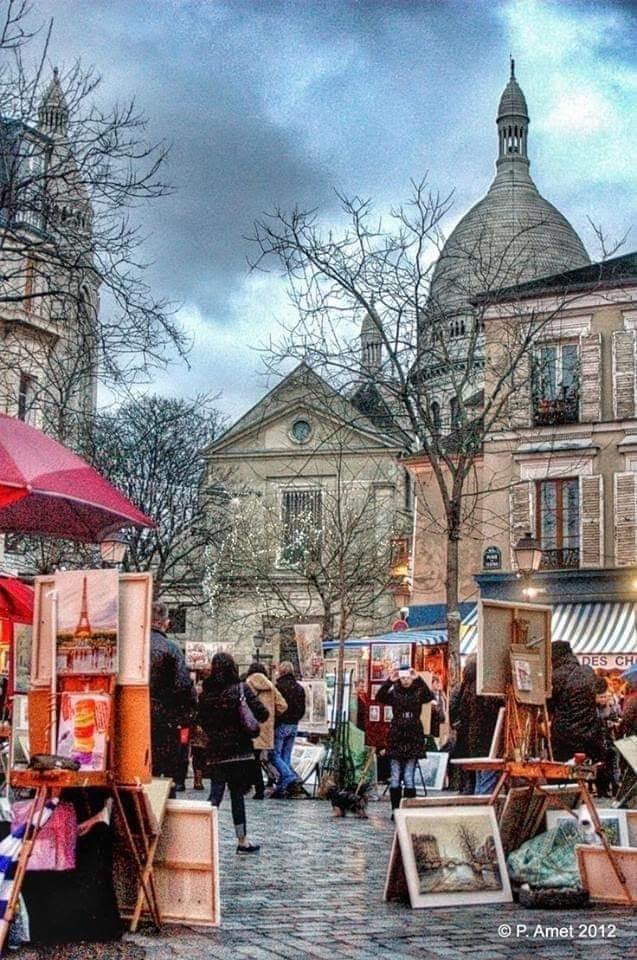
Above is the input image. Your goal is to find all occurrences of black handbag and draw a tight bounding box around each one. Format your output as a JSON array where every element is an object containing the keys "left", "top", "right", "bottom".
[{"left": 238, "top": 683, "right": 260, "bottom": 737}]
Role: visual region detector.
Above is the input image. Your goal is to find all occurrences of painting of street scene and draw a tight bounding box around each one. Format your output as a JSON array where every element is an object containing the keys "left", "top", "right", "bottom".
[
  {"left": 398, "top": 808, "right": 511, "bottom": 907},
  {"left": 55, "top": 569, "right": 119, "bottom": 675}
]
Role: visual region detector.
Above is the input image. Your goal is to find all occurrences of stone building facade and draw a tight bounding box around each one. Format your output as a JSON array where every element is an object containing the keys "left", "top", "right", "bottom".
[
  {"left": 191, "top": 362, "right": 411, "bottom": 668},
  {"left": 0, "top": 70, "right": 99, "bottom": 444}
]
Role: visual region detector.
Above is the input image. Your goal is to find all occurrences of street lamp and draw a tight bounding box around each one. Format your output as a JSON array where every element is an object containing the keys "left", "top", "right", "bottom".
[
  {"left": 513, "top": 532, "right": 543, "bottom": 577},
  {"left": 253, "top": 630, "right": 264, "bottom": 662},
  {"left": 99, "top": 531, "right": 128, "bottom": 567}
]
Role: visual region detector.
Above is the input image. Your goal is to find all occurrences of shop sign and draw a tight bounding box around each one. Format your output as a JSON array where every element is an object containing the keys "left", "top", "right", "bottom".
[
  {"left": 482, "top": 546, "right": 502, "bottom": 570},
  {"left": 577, "top": 653, "right": 637, "bottom": 671}
]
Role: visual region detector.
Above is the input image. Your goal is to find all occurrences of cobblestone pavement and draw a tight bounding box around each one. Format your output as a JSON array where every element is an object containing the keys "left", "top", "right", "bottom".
[{"left": 16, "top": 790, "right": 637, "bottom": 960}]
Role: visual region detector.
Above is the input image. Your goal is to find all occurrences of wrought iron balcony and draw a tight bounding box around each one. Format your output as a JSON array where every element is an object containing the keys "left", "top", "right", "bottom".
[
  {"left": 532, "top": 393, "right": 579, "bottom": 427},
  {"left": 539, "top": 547, "right": 580, "bottom": 570}
]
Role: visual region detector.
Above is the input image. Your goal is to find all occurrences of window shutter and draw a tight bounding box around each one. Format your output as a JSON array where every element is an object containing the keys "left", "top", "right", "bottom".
[
  {"left": 510, "top": 480, "right": 533, "bottom": 565},
  {"left": 579, "top": 476, "right": 603, "bottom": 569},
  {"left": 509, "top": 351, "right": 531, "bottom": 429},
  {"left": 612, "top": 330, "right": 635, "bottom": 420},
  {"left": 614, "top": 472, "right": 637, "bottom": 567},
  {"left": 579, "top": 333, "right": 601, "bottom": 422}
]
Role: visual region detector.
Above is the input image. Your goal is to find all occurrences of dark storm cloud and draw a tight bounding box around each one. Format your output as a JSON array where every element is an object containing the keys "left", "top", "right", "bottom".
[{"left": 32, "top": 0, "right": 636, "bottom": 416}]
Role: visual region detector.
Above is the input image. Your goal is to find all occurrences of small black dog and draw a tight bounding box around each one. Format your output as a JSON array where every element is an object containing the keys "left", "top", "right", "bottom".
[{"left": 327, "top": 785, "right": 368, "bottom": 818}]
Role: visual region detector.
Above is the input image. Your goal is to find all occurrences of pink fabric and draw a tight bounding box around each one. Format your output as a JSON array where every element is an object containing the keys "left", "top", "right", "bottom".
[{"left": 12, "top": 800, "right": 77, "bottom": 871}]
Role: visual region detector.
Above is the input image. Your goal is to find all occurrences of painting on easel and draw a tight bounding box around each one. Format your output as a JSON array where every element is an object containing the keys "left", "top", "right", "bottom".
[
  {"left": 55, "top": 570, "right": 119, "bottom": 675},
  {"left": 56, "top": 691, "right": 111, "bottom": 772}
]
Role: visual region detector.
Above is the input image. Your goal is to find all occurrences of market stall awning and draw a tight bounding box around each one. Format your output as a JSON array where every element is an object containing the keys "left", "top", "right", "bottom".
[
  {"left": 552, "top": 602, "right": 637, "bottom": 655},
  {"left": 323, "top": 628, "right": 447, "bottom": 650}
]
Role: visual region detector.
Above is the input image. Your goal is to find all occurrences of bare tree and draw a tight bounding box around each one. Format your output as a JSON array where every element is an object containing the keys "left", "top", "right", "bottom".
[
  {"left": 249, "top": 182, "right": 600, "bottom": 684},
  {"left": 0, "top": 0, "right": 187, "bottom": 446},
  {"left": 86, "top": 394, "right": 228, "bottom": 602}
]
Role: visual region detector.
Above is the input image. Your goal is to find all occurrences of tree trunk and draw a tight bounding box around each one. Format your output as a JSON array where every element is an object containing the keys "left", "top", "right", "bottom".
[{"left": 446, "top": 532, "right": 461, "bottom": 688}]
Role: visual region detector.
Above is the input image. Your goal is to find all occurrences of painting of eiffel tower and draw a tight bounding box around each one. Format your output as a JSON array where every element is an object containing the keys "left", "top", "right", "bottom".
[
  {"left": 73, "top": 576, "right": 93, "bottom": 640},
  {"left": 55, "top": 569, "right": 119, "bottom": 675}
]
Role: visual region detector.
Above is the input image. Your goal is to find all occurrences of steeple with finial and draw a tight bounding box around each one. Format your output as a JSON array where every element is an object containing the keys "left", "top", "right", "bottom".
[
  {"left": 360, "top": 306, "right": 382, "bottom": 375},
  {"left": 496, "top": 57, "right": 529, "bottom": 169},
  {"left": 38, "top": 67, "right": 69, "bottom": 137}
]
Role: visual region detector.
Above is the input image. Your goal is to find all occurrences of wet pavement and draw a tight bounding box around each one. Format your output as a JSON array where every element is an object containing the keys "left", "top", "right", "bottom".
[{"left": 15, "top": 788, "right": 637, "bottom": 960}]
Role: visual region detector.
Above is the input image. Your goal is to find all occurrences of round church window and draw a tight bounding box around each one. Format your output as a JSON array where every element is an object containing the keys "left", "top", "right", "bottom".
[{"left": 291, "top": 419, "right": 312, "bottom": 443}]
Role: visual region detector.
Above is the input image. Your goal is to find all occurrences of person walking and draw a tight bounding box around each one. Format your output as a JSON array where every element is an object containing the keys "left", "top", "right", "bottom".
[
  {"left": 245, "top": 662, "right": 287, "bottom": 799},
  {"left": 198, "top": 651, "right": 268, "bottom": 853},
  {"left": 149, "top": 602, "right": 196, "bottom": 798},
  {"left": 270, "top": 661, "right": 306, "bottom": 798},
  {"left": 376, "top": 667, "right": 435, "bottom": 816}
]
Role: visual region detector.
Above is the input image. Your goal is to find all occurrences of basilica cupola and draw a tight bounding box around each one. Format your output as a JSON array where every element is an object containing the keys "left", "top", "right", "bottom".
[{"left": 38, "top": 68, "right": 69, "bottom": 138}]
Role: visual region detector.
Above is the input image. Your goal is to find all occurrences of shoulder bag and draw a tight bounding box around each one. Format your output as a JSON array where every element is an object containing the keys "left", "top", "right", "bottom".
[{"left": 238, "top": 682, "right": 261, "bottom": 737}]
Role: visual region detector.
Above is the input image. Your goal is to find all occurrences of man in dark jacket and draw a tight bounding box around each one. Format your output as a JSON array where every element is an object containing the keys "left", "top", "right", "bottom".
[
  {"left": 270, "top": 661, "right": 306, "bottom": 798},
  {"left": 149, "top": 601, "right": 196, "bottom": 795},
  {"left": 549, "top": 640, "right": 605, "bottom": 762}
]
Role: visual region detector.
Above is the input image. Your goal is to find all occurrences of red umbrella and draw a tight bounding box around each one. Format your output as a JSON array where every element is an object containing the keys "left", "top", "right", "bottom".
[
  {"left": 0, "top": 414, "right": 154, "bottom": 542},
  {"left": 0, "top": 577, "right": 34, "bottom": 622}
]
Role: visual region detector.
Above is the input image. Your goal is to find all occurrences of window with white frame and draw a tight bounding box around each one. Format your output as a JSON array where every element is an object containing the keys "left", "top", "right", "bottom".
[
  {"left": 280, "top": 488, "right": 322, "bottom": 566},
  {"left": 532, "top": 341, "right": 579, "bottom": 425}
]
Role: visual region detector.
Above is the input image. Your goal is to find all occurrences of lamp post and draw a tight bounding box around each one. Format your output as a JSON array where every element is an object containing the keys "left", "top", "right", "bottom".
[
  {"left": 99, "top": 531, "right": 128, "bottom": 568},
  {"left": 513, "top": 532, "right": 543, "bottom": 598},
  {"left": 253, "top": 630, "right": 264, "bottom": 663}
]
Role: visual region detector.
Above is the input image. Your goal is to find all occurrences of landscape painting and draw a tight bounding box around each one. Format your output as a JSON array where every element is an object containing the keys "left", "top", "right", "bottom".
[
  {"left": 395, "top": 807, "right": 511, "bottom": 908},
  {"left": 419, "top": 752, "right": 449, "bottom": 791},
  {"left": 546, "top": 808, "right": 629, "bottom": 847},
  {"left": 55, "top": 570, "right": 119, "bottom": 675}
]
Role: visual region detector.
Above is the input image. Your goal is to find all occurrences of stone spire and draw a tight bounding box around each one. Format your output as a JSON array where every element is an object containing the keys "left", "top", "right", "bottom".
[
  {"left": 496, "top": 58, "right": 529, "bottom": 170},
  {"left": 360, "top": 309, "right": 382, "bottom": 375},
  {"left": 38, "top": 67, "right": 69, "bottom": 137}
]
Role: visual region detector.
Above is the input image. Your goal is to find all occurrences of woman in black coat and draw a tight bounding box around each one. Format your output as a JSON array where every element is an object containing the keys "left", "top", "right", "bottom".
[
  {"left": 376, "top": 667, "right": 434, "bottom": 815},
  {"left": 197, "top": 651, "right": 268, "bottom": 853}
]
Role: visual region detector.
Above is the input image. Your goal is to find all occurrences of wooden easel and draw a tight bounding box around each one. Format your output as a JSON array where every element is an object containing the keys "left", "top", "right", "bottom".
[{"left": 0, "top": 768, "right": 163, "bottom": 953}]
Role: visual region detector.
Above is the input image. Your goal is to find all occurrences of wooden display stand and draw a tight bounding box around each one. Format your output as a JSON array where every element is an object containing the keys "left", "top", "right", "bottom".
[{"left": 0, "top": 571, "right": 157, "bottom": 954}]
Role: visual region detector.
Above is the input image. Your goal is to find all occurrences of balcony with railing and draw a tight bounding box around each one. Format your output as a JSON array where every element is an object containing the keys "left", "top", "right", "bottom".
[
  {"left": 533, "top": 388, "right": 579, "bottom": 427},
  {"left": 539, "top": 547, "right": 580, "bottom": 570}
]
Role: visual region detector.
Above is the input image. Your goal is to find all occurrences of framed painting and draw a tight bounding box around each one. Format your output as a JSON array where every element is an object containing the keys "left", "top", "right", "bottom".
[
  {"left": 370, "top": 643, "right": 411, "bottom": 682},
  {"left": 393, "top": 806, "right": 512, "bottom": 908},
  {"left": 477, "top": 600, "right": 551, "bottom": 698},
  {"left": 13, "top": 623, "right": 32, "bottom": 695},
  {"left": 510, "top": 646, "right": 545, "bottom": 706},
  {"left": 418, "top": 752, "right": 448, "bottom": 792},
  {"left": 368, "top": 705, "right": 380, "bottom": 722},
  {"left": 546, "top": 808, "right": 629, "bottom": 847}
]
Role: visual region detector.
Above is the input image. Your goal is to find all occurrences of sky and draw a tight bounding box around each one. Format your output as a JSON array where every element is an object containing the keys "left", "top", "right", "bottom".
[{"left": 33, "top": 0, "right": 637, "bottom": 421}]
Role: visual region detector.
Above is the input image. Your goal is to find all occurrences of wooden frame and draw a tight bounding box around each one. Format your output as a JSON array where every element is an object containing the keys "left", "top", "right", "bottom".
[
  {"left": 477, "top": 599, "right": 552, "bottom": 698},
  {"left": 576, "top": 845, "right": 637, "bottom": 904},
  {"left": 391, "top": 806, "right": 512, "bottom": 908}
]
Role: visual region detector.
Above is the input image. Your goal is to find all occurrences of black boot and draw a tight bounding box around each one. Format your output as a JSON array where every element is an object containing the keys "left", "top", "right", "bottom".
[
  {"left": 389, "top": 786, "right": 402, "bottom": 820},
  {"left": 403, "top": 788, "right": 417, "bottom": 800}
]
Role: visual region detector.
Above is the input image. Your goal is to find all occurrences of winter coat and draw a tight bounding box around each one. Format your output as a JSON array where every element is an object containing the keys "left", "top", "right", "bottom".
[
  {"left": 149, "top": 629, "right": 196, "bottom": 779},
  {"left": 275, "top": 673, "right": 306, "bottom": 725},
  {"left": 245, "top": 672, "right": 288, "bottom": 749},
  {"left": 621, "top": 689, "right": 637, "bottom": 738},
  {"left": 198, "top": 678, "right": 269, "bottom": 764},
  {"left": 548, "top": 641, "right": 605, "bottom": 762},
  {"left": 451, "top": 660, "right": 502, "bottom": 758},
  {"left": 376, "top": 677, "right": 434, "bottom": 761}
]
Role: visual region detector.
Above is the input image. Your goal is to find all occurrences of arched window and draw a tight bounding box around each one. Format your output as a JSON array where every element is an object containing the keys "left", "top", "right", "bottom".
[
  {"left": 431, "top": 401, "right": 441, "bottom": 434},
  {"left": 450, "top": 397, "right": 460, "bottom": 427}
]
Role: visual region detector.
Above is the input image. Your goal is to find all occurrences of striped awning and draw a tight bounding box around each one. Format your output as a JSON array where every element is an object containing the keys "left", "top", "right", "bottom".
[
  {"left": 323, "top": 628, "right": 447, "bottom": 650},
  {"left": 552, "top": 602, "right": 637, "bottom": 655},
  {"left": 460, "top": 601, "right": 637, "bottom": 657}
]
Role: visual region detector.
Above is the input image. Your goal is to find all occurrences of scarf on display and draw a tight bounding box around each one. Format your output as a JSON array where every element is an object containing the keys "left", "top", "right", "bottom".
[{"left": 0, "top": 797, "right": 60, "bottom": 919}]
